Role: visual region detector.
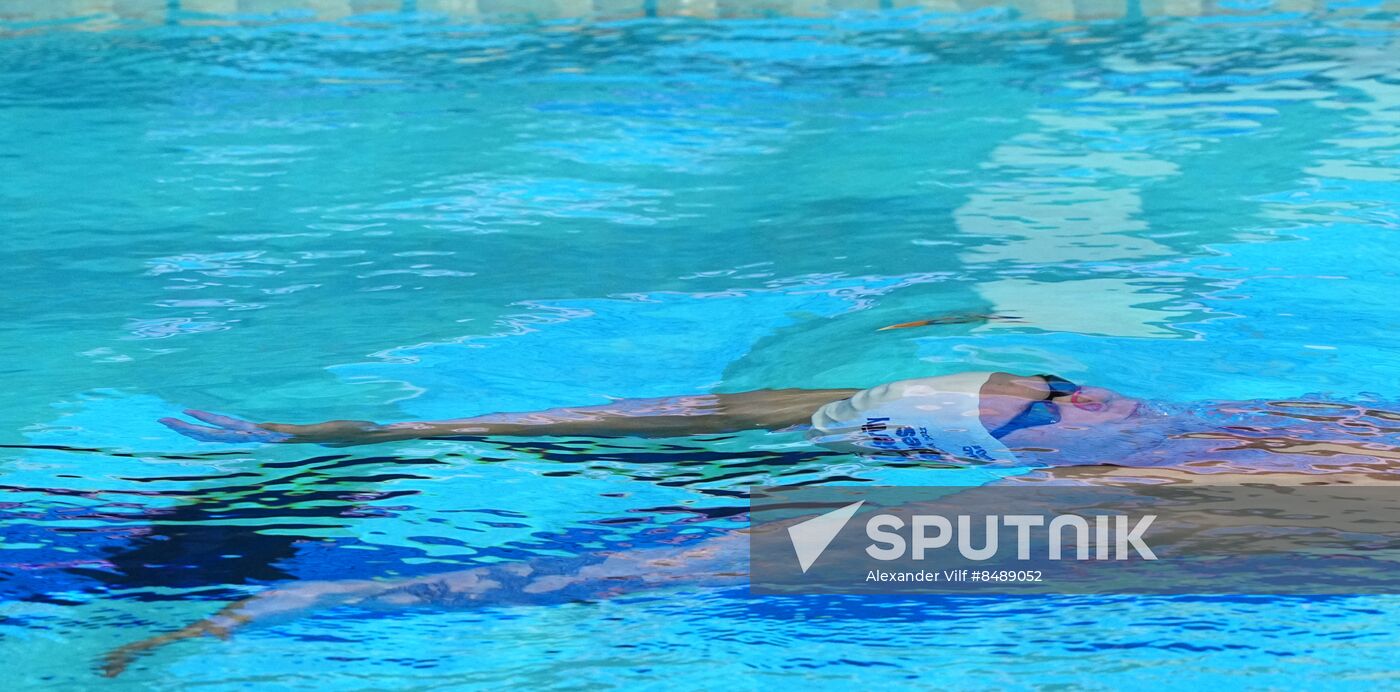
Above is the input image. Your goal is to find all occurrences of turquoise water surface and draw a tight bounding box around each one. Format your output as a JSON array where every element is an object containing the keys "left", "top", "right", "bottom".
[{"left": 3, "top": 1, "right": 1400, "bottom": 689}]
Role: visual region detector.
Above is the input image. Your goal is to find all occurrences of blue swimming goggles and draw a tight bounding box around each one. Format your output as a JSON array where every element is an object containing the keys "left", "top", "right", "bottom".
[{"left": 987, "top": 374, "right": 1079, "bottom": 440}]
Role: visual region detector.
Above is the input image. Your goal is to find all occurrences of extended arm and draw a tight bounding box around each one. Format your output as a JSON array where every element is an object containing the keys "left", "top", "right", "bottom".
[{"left": 162, "top": 388, "right": 859, "bottom": 446}]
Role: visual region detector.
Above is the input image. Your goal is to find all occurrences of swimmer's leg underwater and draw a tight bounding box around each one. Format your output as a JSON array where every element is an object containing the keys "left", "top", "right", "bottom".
[{"left": 101, "top": 531, "right": 748, "bottom": 677}]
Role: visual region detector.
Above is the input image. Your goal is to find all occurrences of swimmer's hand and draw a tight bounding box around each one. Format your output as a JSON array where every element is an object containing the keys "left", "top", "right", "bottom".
[{"left": 159, "top": 410, "right": 380, "bottom": 445}]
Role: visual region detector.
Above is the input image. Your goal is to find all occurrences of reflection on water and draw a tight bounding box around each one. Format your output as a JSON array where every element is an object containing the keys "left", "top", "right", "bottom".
[{"left": 5, "top": 0, "right": 1400, "bottom": 25}]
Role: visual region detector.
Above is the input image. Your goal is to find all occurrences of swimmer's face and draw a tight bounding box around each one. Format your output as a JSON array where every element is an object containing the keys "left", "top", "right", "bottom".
[
  {"left": 982, "top": 377, "right": 1152, "bottom": 465},
  {"left": 1051, "top": 384, "right": 1141, "bottom": 427},
  {"left": 980, "top": 374, "right": 1141, "bottom": 441}
]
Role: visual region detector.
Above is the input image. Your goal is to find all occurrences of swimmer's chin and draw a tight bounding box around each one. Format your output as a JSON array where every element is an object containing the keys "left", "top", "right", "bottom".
[{"left": 1102, "top": 397, "right": 1146, "bottom": 422}]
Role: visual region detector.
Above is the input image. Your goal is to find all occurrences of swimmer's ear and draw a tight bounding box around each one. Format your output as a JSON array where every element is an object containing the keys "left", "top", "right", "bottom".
[{"left": 877, "top": 314, "right": 1022, "bottom": 331}]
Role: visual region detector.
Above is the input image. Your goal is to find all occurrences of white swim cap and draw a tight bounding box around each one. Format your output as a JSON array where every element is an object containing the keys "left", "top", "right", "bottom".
[{"left": 807, "top": 372, "right": 1016, "bottom": 463}]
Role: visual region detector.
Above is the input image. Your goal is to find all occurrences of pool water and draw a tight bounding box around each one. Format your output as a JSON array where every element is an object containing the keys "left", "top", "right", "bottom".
[{"left": 3, "top": 1, "right": 1400, "bottom": 689}]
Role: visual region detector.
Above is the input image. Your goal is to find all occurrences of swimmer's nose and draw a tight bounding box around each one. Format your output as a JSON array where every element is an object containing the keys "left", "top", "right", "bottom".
[{"left": 1069, "top": 388, "right": 1108, "bottom": 412}]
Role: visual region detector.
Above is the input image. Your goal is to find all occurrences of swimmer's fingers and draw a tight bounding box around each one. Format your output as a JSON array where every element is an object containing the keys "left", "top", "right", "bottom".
[
  {"left": 182, "top": 410, "right": 292, "bottom": 442},
  {"left": 184, "top": 409, "right": 261, "bottom": 431},
  {"left": 162, "top": 413, "right": 381, "bottom": 445},
  {"left": 159, "top": 416, "right": 291, "bottom": 443},
  {"left": 159, "top": 417, "right": 232, "bottom": 441}
]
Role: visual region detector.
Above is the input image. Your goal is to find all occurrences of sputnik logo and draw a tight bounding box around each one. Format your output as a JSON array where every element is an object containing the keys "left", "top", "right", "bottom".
[{"left": 787, "top": 501, "right": 864, "bottom": 573}]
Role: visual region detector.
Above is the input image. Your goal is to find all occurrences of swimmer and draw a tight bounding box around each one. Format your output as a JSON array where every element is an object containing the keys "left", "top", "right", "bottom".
[
  {"left": 162, "top": 370, "right": 1398, "bottom": 472},
  {"left": 115, "top": 374, "right": 1400, "bottom": 675},
  {"left": 160, "top": 372, "right": 1156, "bottom": 467}
]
